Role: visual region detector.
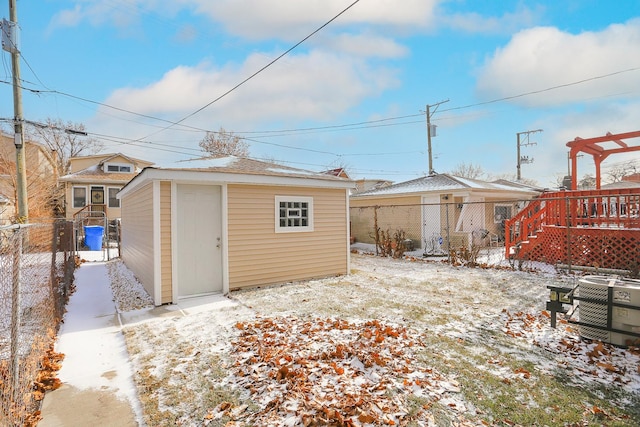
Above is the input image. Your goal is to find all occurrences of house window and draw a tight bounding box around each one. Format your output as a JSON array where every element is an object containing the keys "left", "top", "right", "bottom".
[
  {"left": 275, "top": 196, "right": 313, "bottom": 232},
  {"left": 105, "top": 163, "right": 132, "bottom": 173},
  {"left": 494, "top": 204, "right": 513, "bottom": 223},
  {"left": 108, "top": 187, "right": 120, "bottom": 208},
  {"left": 72, "top": 187, "right": 87, "bottom": 208}
]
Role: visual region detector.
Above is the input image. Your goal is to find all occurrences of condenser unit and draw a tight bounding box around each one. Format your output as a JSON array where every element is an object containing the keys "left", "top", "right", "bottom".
[{"left": 578, "top": 276, "right": 640, "bottom": 346}]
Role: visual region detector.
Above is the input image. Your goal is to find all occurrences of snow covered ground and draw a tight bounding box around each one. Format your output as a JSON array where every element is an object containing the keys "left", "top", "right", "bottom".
[{"left": 106, "top": 252, "right": 639, "bottom": 426}]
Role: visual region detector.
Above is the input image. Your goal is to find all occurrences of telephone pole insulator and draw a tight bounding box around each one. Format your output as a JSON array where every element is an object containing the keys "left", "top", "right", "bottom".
[{"left": 516, "top": 129, "right": 542, "bottom": 180}]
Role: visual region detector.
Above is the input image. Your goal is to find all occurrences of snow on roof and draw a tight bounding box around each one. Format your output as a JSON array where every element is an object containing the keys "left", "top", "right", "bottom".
[
  {"left": 157, "top": 156, "right": 238, "bottom": 169},
  {"left": 59, "top": 163, "right": 138, "bottom": 182},
  {"left": 266, "top": 167, "right": 317, "bottom": 176},
  {"left": 152, "top": 156, "right": 349, "bottom": 182},
  {"left": 352, "top": 173, "right": 540, "bottom": 197}
]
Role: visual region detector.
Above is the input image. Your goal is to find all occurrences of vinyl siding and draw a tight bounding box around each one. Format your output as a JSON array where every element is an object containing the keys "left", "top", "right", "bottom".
[
  {"left": 69, "top": 154, "right": 132, "bottom": 173},
  {"left": 64, "top": 182, "right": 123, "bottom": 221},
  {"left": 159, "top": 181, "right": 172, "bottom": 303},
  {"left": 120, "top": 182, "right": 155, "bottom": 299},
  {"left": 227, "top": 184, "right": 348, "bottom": 289}
]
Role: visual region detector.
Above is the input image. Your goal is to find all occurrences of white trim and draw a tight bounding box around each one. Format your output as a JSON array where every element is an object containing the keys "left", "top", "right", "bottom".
[
  {"left": 275, "top": 196, "right": 314, "bottom": 233},
  {"left": 72, "top": 185, "right": 88, "bottom": 208},
  {"left": 345, "top": 189, "right": 350, "bottom": 275},
  {"left": 171, "top": 181, "right": 178, "bottom": 304},
  {"left": 104, "top": 162, "right": 133, "bottom": 173},
  {"left": 152, "top": 181, "right": 162, "bottom": 306},
  {"left": 107, "top": 186, "right": 121, "bottom": 208},
  {"left": 221, "top": 184, "right": 229, "bottom": 294},
  {"left": 118, "top": 168, "right": 353, "bottom": 198}
]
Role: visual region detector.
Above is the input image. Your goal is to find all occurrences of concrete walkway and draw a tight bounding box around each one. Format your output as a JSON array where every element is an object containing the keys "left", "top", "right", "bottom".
[
  {"left": 38, "top": 254, "right": 241, "bottom": 426},
  {"left": 39, "top": 260, "right": 142, "bottom": 427}
]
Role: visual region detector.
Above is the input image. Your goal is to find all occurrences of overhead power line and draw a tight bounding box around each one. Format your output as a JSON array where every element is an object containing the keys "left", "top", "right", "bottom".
[
  {"left": 441, "top": 66, "right": 640, "bottom": 113},
  {"left": 136, "top": 0, "right": 362, "bottom": 141},
  {"left": 4, "top": 65, "right": 639, "bottom": 142}
]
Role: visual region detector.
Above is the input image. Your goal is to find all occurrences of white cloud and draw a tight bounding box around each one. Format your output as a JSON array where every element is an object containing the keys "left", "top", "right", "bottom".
[
  {"left": 173, "top": 24, "right": 198, "bottom": 43},
  {"left": 476, "top": 19, "right": 640, "bottom": 107},
  {"left": 48, "top": 4, "right": 84, "bottom": 30},
  {"left": 189, "top": 0, "right": 439, "bottom": 40},
  {"left": 48, "top": 0, "right": 183, "bottom": 31},
  {"left": 48, "top": 0, "right": 434, "bottom": 61},
  {"left": 518, "top": 101, "right": 640, "bottom": 187},
  {"left": 321, "top": 32, "right": 409, "bottom": 58},
  {"left": 443, "top": 6, "right": 540, "bottom": 35},
  {"left": 96, "top": 49, "right": 399, "bottom": 135}
]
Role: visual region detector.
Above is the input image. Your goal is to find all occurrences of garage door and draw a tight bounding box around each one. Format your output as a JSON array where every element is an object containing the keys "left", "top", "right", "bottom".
[{"left": 176, "top": 184, "right": 223, "bottom": 297}]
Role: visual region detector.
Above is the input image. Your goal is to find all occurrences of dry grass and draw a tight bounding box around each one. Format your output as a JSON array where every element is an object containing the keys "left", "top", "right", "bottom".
[{"left": 122, "top": 254, "right": 640, "bottom": 426}]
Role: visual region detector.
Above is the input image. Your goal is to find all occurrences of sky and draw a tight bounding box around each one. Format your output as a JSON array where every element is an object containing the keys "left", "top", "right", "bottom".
[{"left": 2, "top": 0, "right": 640, "bottom": 188}]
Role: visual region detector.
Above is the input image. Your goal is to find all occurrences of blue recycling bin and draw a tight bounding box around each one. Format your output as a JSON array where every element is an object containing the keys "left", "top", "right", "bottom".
[{"left": 84, "top": 225, "right": 104, "bottom": 251}]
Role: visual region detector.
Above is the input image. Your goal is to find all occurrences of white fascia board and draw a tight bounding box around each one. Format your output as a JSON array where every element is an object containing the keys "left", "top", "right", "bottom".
[
  {"left": 152, "top": 181, "right": 162, "bottom": 306},
  {"left": 119, "top": 168, "right": 354, "bottom": 198}
]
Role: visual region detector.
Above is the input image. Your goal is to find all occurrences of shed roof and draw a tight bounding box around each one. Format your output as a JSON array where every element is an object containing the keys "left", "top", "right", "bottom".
[
  {"left": 119, "top": 156, "right": 354, "bottom": 196},
  {"left": 59, "top": 163, "right": 139, "bottom": 183},
  {"left": 352, "top": 173, "right": 542, "bottom": 197}
]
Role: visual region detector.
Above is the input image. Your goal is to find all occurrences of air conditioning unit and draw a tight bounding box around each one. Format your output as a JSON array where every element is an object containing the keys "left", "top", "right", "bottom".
[{"left": 578, "top": 276, "right": 640, "bottom": 346}]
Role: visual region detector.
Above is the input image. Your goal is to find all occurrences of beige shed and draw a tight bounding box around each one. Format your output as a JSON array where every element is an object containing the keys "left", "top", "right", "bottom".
[{"left": 117, "top": 156, "right": 353, "bottom": 306}]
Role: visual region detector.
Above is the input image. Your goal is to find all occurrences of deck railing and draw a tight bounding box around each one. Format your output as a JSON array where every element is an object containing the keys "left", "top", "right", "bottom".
[{"left": 505, "top": 188, "right": 640, "bottom": 259}]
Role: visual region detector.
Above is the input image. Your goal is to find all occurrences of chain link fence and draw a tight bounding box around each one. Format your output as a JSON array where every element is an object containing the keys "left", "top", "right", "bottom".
[
  {"left": 0, "top": 221, "right": 75, "bottom": 426},
  {"left": 350, "top": 193, "right": 640, "bottom": 276},
  {"left": 350, "top": 200, "right": 524, "bottom": 266}
]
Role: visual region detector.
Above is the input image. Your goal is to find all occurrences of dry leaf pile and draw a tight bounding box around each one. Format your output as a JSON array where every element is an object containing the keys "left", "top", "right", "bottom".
[
  {"left": 211, "top": 316, "right": 476, "bottom": 426},
  {"left": 503, "top": 309, "right": 640, "bottom": 393}
]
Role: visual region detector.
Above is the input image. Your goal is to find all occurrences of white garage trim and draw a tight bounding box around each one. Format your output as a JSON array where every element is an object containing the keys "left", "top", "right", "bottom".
[
  {"left": 171, "top": 181, "right": 178, "bottom": 304},
  {"left": 153, "top": 181, "right": 162, "bottom": 306},
  {"left": 221, "top": 183, "right": 229, "bottom": 294}
]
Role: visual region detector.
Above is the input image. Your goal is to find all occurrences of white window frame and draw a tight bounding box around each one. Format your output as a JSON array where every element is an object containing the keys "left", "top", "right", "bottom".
[
  {"left": 104, "top": 162, "right": 133, "bottom": 173},
  {"left": 107, "top": 187, "right": 121, "bottom": 208},
  {"left": 494, "top": 204, "right": 513, "bottom": 223},
  {"left": 275, "top": 196, "right": 314, "bottom": 233},
  {"left": 72, "top": 186, "right": 87, "bottom": 208}
]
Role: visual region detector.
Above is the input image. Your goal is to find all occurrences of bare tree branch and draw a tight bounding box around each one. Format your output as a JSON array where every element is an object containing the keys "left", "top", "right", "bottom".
[
  {"left": 26, "top": 118, "right": 102, "bottom": 175},
  {"left": 199, "top": 128, "right": 249, "bottom": 157},
  {"left": 448, "top": 162, "right": 486, "bottom": 179}
]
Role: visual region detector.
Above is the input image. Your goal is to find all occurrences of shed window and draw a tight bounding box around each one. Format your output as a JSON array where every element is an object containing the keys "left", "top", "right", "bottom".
[
  {"left": 72, "top": 187, "right": 87, "bottom": 208},
  {"left": 275, "top": 196, "right": 313, "bottom": 232}
]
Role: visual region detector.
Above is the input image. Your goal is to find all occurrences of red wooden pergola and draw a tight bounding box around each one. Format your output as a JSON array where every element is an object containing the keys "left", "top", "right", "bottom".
[{"left": 567, "top": 130, "right": 640, "bottom": 190}]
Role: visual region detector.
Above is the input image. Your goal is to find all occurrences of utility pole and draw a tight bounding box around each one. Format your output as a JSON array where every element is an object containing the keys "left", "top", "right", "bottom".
[
  {"left": 425, "top": 99, "right": 448, "bottom": 175},
  {"left": 4, "top": 0, "right": 28, "bottom": 222},
  {"left": 516, "top": 129, "right": 542, "bottom": 181}
]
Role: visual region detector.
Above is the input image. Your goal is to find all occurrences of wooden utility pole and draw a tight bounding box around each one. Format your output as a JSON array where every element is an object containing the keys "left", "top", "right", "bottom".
[
  {"left": 425, "top": 99, "right": 448, "bottom": 175},
  {"left": 6, "top": 0, "right": 28, "bottom": 222},
  {"left": 516, "top": 129, "right": 542, "bottom": 181}
]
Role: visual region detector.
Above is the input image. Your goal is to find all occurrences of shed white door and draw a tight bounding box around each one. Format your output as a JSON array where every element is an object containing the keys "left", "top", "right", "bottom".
[{"left": 176, "top": 184, "right": 223, "bottom": 297}]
